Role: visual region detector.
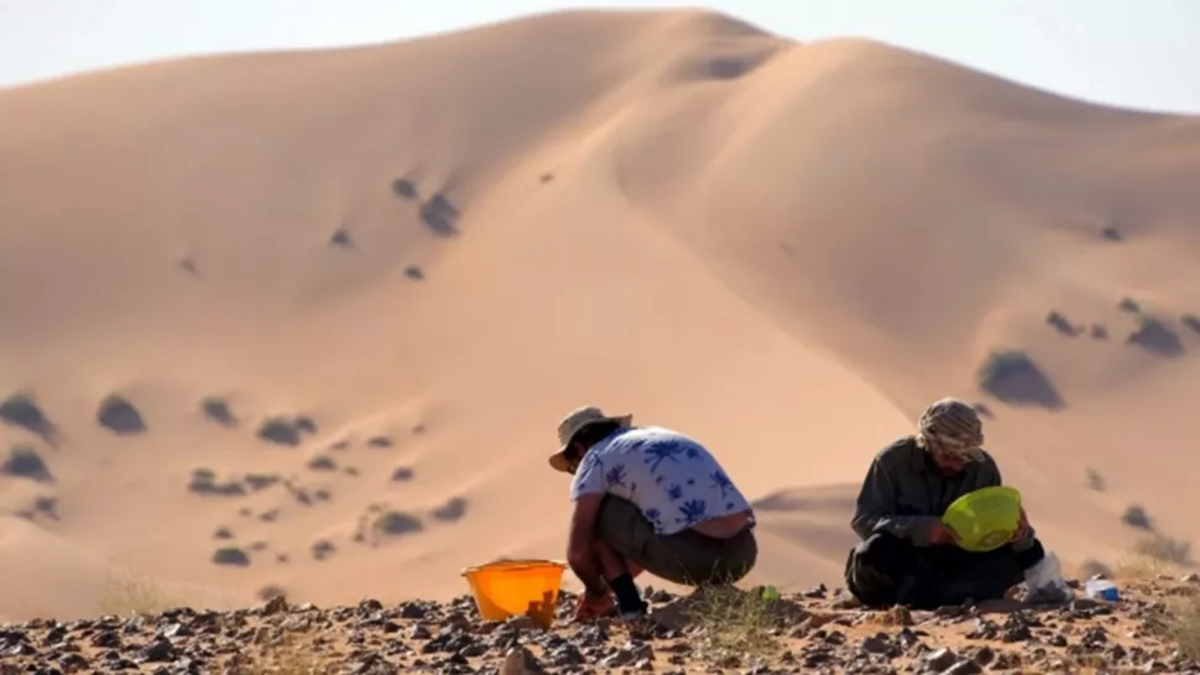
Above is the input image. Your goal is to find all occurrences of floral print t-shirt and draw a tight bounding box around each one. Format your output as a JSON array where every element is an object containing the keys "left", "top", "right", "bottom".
[{"left": 569, "top": 426, "right": 753, "bottom": 536}]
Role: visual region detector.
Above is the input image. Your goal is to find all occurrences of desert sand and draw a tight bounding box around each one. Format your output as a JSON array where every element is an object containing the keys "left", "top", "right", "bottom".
[{"left": 2, "top": 7, "right": 1200, "bottom": 622}]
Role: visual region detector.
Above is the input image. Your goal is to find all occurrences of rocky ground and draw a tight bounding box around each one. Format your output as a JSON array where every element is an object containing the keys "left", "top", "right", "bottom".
[{"left": 4, "top": 576, "right": 1200, "bottom": 675}]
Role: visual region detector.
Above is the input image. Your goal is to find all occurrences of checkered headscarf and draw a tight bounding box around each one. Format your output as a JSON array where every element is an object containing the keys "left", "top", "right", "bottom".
[{"left": 915, "top": 398, "right": 985, "bottom": 461}]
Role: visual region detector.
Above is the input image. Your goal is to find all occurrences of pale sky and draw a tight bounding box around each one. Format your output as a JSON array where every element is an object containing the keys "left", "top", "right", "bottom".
[{"left": 1, "top": 0, "right": 1198, "bottom": 114}]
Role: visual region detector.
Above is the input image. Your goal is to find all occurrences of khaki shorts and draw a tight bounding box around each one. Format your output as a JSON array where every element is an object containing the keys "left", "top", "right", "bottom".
[{"left": 594, "top": 496, "right": 757, "bottom": 586}]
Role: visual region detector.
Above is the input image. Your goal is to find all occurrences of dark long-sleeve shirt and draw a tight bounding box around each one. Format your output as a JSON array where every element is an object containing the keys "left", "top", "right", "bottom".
[{"left": 851, "top": 435, "right": 1035, "bottom": 550}]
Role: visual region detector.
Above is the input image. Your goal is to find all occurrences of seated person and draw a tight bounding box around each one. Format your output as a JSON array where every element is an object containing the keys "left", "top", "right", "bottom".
[
  {"left": 844, "top": 398, "right": 1066, "bottom": 609},
  {"left": 548, "top": 405, "right": 758, "bottom": 621}
]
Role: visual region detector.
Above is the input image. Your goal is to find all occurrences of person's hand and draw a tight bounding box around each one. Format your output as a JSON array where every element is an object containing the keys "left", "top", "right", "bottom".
[
  {"left": 929, "top": 521, "right": 961, "bottom": 546},
  {"left": 1009, "top": 508, "right": 1030, "bottom": 543},
  {"left": 573, "top": 589, "right": 614, "bottom": 622}
]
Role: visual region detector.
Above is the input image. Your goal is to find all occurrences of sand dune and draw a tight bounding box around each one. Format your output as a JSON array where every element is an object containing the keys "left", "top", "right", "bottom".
[{"left": 2, "top": 8, "right": 1200, "bottom": 620}]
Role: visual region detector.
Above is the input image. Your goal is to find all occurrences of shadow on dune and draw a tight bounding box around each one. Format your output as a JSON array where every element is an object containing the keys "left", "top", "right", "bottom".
[
  {"left": 1127, "top": 317, "right": 1185, "bottom": 358},
  {"left": 1045, "top": 311, "right": 1081, "bottom": 337},
  {"left": 748, "top": 486, "right": 864, "bottom": 559},
  {"left": 751, "top": 489, "right": 857, "bottom": 513},
  {"left": 0, "top": 393, "right": 59, "bottom": 445},
  {"left": 97, "top": 394, "right": 146, "bottom": 435},
  {"left": 431, "top": 497, "right": 468, "bottom": 522},
  {"left": 668, "top": 47, "right": 775, "bottom": 82},
  {"left": 201, "top": 397, "right": 238, "bottom": 427},
  {"left": 1, "top": 445, "right": 53, "bottom": 483},
  {"left": 375, "top": 510, "right": 424, "bottom": 536},
  {"left": 976, "top": 350, "right": 1065, "bottom": 410},
  {"left": 420, "top": 193, "right": 460, "bottom": 237}
]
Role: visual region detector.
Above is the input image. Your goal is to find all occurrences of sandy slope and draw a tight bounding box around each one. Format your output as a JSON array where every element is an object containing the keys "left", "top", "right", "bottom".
[{"left": 2, "top": 8, "right": 1200, "bottom": 620}]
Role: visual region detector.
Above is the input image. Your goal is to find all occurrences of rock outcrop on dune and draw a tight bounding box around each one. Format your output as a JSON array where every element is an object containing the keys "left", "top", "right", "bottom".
[{"left": 1, "top": 7, "right": 1200, "bottom": 620}]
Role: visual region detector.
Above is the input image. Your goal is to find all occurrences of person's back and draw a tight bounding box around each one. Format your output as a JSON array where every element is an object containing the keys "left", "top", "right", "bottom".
[
  {"left": 552, "top": 407, "right": 759, "bottom": 620},
  {"left": 571, "top": 426, "right": 753, "bottom": 537}
]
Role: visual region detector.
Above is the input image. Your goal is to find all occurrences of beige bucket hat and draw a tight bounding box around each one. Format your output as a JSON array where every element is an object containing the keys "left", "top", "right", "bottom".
[{"left": 548, "top": 405, "right": 633, "bottom": 473}]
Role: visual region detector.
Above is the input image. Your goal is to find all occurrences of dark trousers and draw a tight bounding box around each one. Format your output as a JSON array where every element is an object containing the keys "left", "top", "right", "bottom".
[
  {"left": 595, "top": 496, "right": 758, "bottom": 586},
  {"left": 844, "top": 532, "right": 1045, "bottom": 609}
]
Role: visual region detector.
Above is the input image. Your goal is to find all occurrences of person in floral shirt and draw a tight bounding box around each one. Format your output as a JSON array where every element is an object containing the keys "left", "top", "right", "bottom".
[{"left": 548, "top": 406, "right": 758, "bottom": 621}]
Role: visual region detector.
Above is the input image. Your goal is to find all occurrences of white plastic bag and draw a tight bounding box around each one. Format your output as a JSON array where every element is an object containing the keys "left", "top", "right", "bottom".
[{"left": 1024, "top": 551, "right": 1073, "bottom": 604}]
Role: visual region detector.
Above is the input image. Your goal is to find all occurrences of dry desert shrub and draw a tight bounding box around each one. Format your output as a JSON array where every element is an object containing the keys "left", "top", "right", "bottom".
[
  {"left": 97, "top": 573, "right": 187, "bottom": 618},
  {"left": 1134, "top": 534, "right": 1192, "bottom": 566},
  {"left": 683, "top": 585, "right": 785, "bottom": 667}
]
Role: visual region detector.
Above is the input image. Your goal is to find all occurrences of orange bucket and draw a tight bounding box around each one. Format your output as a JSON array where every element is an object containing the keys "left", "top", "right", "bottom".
[{"left": 461, "top": 558, "right": 567, "bottom": 628}]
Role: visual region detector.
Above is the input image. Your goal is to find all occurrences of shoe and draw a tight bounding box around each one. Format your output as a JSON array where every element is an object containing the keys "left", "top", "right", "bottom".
[
  {"left": 618, "top": 600, "right": 649, "bottom": 622},
  {"left": 614, "top": 595, "right": 652, "bottom": 624}
]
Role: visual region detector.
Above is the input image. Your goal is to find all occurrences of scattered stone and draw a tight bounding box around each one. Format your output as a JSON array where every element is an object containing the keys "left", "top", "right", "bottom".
[
  {"left": 922, "top": 647, "right": 958, "bottom": 672},
  {"left": 882, "top": 605, "right": 914, "bottom": 626},
  {"left": 804, "top": 583, "right": 828, "bottom": 598},
  {"left": 0, "top": 572, "right": 1193, "bottom": 673},
  {"left": 944, "top": 659, "right": 983, "bottom": 675},
  {"left": 829, "top": 591, "right": 861, "bottom": 609},
  {"left": 500, "top": 646, "right": 545, "bottom": 674}
]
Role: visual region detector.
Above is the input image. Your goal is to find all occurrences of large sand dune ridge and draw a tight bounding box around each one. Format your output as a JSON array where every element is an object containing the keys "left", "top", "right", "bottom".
[{"left": 2, "top": 8, "right": 1200, "bottom": 620}]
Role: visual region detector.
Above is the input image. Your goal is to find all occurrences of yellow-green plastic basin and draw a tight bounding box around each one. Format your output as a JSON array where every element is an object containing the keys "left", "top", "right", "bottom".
[{"left": 942, "top": 486, "right": 1022, "bottom": 552}]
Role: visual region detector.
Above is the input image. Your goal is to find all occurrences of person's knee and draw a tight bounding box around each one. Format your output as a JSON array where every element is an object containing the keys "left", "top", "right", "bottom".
[{"left": 857, "top": 532, "right": 912, "bottom": 566}]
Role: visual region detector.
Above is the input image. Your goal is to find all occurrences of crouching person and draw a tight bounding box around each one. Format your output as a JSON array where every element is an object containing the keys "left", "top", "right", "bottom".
[
  {"left": 844, "top": 398, "right": 1068, "bottom": 609},
  {"left": 549, "top": 406, "right": 758, "bottom": 621}
]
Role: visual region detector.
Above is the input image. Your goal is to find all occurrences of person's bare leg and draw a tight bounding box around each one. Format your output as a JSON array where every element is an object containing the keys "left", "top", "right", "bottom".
[
  {"left": 591, "top": 537, "right": 630, "bottom": 579},
  {"left": 592, "top": 538, "right": 647, "bottom": 616}
]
